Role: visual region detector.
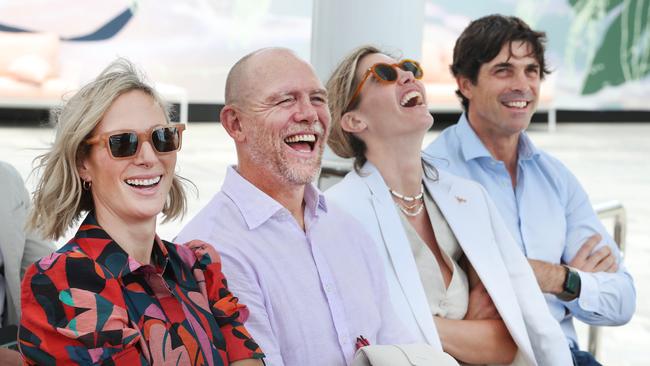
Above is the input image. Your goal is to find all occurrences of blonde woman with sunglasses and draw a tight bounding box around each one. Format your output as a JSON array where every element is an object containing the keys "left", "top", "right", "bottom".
[
  {"left": 20, "top": 59, "right": 264, "bottom": 366},
  {"left": 325, "top": 46, "right": 572, "bottom": 366}
]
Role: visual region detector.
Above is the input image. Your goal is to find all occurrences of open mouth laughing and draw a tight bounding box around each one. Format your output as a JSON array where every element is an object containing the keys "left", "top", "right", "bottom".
[
  {"left": 284, "top": 133, "right": 318, "bottom": 153},
  {"left": 400, "top": 90, "right": 425, "bottom": 108}
]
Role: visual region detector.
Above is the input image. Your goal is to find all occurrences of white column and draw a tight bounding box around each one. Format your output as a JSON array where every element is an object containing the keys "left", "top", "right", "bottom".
[{"left": 310, "top": 0, "right": 426, "bottom": 82}]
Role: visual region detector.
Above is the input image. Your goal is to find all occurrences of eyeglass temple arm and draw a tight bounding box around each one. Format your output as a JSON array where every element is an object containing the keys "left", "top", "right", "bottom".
[{"left": 345, "top": 70, "right": 372, "bottom": 112}]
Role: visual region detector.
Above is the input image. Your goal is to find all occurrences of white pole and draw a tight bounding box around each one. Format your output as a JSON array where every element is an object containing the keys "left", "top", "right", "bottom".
[{"left": 311, "top": 0, "right": 426, "bottom": 82}]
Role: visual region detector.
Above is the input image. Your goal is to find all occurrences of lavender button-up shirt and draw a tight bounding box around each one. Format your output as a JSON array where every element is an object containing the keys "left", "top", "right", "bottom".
[{"left": 176, "top": 167, "right": 414, "bottom": 366}]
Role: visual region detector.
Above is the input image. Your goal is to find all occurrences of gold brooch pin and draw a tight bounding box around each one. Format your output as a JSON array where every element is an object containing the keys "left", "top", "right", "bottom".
[{"left": 455, "top": 196, "right": 467, "bottom": 204}]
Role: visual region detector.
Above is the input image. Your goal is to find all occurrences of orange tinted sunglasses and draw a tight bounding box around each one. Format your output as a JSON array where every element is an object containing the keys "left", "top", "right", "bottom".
[
  {"left": 86, "top": 124, "right": 186, "bottom": 159},
  {"left": 346, "top": 59, "right": 423, "bottom": 111}
]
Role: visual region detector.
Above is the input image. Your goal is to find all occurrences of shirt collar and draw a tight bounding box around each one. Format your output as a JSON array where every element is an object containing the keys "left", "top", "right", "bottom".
[
  {"left": 457, "top": 113, "right": 540, "bottom": 161},
  {"left": 517, "top": 131, "right": 540, "bottom": 161},
  {"left": 221, "top": 166, "right": 327, "bottom": 230},
  {"left": 304, "top": 181, "right": 328, "bottom": 217},
  {"left": 67, "top": 212, "right": 170, "bottom": 278},
  {"left": 457, "top": 113, "right": 493, "bottom": 161}
]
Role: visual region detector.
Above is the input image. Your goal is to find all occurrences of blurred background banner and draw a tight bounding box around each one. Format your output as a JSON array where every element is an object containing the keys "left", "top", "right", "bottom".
[
  {"left": 421, "top": 0, "right": 649, "bottom": 111},
  {"left": 0, "top": 0, "right": 312, "bottom": 104},
  {"left": 0, "top": 0, "right": 647, "bottom": 110}
]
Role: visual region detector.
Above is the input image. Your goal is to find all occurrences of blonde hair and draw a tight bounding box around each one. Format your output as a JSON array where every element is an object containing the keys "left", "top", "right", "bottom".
[
  {"left": 28, "top": 58, "right": 188, "bottom": 240},
  {"left": 325, "top": 45, "right": 387, "bottom": 172}
]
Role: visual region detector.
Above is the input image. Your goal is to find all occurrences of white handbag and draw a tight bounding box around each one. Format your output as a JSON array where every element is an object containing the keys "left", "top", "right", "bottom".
[{"left": 351, "top": 344, "right": 460, "bottom": 366}]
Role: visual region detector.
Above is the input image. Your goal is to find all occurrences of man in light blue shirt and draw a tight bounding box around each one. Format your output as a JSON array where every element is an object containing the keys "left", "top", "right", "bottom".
[
  {"left": 177, "top": 48, "right": 415, "bottom": 366},
  {"left": 424, "top": 15, "right": 635, "bottom": 366}
]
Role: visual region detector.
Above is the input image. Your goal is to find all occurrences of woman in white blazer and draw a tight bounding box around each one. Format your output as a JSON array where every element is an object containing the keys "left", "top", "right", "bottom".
[{"left": 324, "top": 46, "right": 572, "bottom": 366}]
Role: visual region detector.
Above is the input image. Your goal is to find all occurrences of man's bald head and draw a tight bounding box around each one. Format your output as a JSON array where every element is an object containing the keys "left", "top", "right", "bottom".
[
  {"left": 224, "top": 47, "right": 306, "bottom": 105},
  {"left": 219, "top": 46, "right": 330, "bottom": 193}
]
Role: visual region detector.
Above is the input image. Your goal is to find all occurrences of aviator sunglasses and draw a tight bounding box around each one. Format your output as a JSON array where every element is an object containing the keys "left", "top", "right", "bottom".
[
  {"left": 346, "top": 59, "right": 424, "bottom": 111},
  {"left": 86, "top": 124, "right": 186, "bottom": 159}
]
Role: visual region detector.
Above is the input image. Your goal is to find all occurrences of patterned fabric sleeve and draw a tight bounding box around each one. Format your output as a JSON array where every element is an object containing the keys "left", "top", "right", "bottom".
[
  {"left": 19, "top": 252, "right": 144, "bottom": 365},
  {"left": 184, "top": 240, "right": 265, "bottom": 363}
]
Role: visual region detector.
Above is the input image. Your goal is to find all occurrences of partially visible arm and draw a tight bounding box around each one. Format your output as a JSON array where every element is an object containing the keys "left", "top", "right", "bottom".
[
  {"left": 481, "top": 185, "right": 573, "bottom": 366},
  {"left": 216, "top": 255, "right": 283, "bottom": 365},
  {"left": 434, "top": 316, "right": 516, "bottom": 364},
  {"left": 559, "top": 169, "right": 636, "bottom": 325},
  {"left": 528, "top": 234, "right": 617, "bottom": 296},
  {"left": 527, "top": 258, "right": 566, "bottom": 295},
  {"left": 5, "top": 163, "right": 55, "bottom": 275},
  {"left": 434, "top": 263, "right": 516, "bottom": 364},
  {"left": 0, "top": 348, "right": 22, "bottom": 366},
  {"left": 185, "top": 241, "right": 265, "bottom": 364}
]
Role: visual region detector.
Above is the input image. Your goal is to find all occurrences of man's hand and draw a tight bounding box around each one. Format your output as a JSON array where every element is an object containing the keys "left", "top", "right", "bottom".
[
  {"left": 464, "top": 282, "right": 500, "bottom": 320},
  {"left": 569, "top": 234, "right": 618, "bottom": 273}
]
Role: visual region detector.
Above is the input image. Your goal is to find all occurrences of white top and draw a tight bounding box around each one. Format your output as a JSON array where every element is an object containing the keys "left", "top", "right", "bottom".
[{"left": 400, "top": 190, "right": 468, "bottom": 320}]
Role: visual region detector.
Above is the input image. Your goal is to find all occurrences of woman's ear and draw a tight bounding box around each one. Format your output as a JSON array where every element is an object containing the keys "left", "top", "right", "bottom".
[
  {"left": 220, "top": 105, "right": 246, "bottom": 142},
  {"left": 77, "top": 156, "right": 91, "bottom": 183},
  {"left": 341, "top": 112, "right": 367, "bottom": 134}
]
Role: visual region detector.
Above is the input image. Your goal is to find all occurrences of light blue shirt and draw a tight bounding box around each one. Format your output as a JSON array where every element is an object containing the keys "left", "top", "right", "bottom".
[
  {"left": 176, "top": 166, "right": 414, "bottom": 366},
  {"left": 424, "top": 114, "right": 636, "bottom": 346}
]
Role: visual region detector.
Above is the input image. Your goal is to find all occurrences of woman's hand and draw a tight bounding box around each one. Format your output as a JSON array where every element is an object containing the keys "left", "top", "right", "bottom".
[
  {"left": 185, "top": 240, "right": 221, "bottom": 264},
  {"left": 434, "top": 262, "right": 516, "bottom": 364},
  {"left": 464, "top": 282, "right": 500, "bottom": 320}
]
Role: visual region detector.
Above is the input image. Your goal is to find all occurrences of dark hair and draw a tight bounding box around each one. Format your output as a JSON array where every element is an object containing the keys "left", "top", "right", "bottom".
[{"left": 451, "top": 14, "right": 551, "bottom": 111}]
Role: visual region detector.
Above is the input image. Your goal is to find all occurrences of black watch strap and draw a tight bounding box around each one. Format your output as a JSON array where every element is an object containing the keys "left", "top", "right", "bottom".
[{"left": 556, "top": 265, "right": 581, "bottom": 301}]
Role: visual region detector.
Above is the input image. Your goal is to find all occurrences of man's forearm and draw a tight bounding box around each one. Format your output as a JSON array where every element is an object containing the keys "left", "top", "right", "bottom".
[{"left": 527, "top": 259, "right": 566, "bottom": 294}]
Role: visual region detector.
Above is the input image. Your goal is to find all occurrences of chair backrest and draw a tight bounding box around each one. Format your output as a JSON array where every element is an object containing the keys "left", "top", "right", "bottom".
[{"left": 589, "top": 200, "right": 627, "bottom": 358}]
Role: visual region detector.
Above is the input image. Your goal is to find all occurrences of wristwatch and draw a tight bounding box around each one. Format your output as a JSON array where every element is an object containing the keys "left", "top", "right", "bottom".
[{"left": 556, "top": 265, "right": 581, "bottom": 301}]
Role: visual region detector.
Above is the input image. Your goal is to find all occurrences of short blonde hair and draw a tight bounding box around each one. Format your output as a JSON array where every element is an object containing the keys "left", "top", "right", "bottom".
[
  {"left": 325, "top": 45, "right": 387, "bottom": 172},
  {"left": 28, "top": 58, "right": 188, "bottom": 240}
]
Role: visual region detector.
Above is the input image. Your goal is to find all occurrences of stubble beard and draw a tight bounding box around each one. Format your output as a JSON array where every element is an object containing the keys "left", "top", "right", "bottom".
[{"left": 247, "top": 130, "right": 326, "bottom": 186}]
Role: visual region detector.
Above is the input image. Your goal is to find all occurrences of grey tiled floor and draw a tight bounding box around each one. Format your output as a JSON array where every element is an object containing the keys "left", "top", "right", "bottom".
[{"left": 1, "top": 122, "right": 648, "bottom": 364}]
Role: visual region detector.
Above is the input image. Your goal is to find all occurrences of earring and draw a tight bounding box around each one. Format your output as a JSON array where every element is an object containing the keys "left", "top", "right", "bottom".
[{"left": 82, "top": 180, "right": 92, "bottom": 191}]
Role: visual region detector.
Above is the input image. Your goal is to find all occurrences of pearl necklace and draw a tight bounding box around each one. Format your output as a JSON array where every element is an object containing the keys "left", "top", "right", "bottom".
[
  {"left": 389, "top": 184, "right": 424, "bottom": 201},
  {"left": 390, "top": 184, "right": 424, "bottom": 217},
  {"left": 397, "top": 201, "right": 424, "bottom": 217}
]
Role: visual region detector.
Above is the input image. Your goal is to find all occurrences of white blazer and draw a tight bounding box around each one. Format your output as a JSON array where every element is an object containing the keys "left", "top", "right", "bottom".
[{"left": 325, "top": 161, "right": 572, "bottom": 366}]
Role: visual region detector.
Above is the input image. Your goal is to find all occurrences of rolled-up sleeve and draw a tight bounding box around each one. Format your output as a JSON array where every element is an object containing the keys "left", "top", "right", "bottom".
[{"left": 561, "top": 169, "right": 636, "bottom": 325}]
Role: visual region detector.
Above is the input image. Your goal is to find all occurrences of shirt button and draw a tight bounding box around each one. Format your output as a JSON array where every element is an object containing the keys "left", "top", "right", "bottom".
[
  {"left": 324, "top": 284, "right": 332, "bottom": 292},
  {"left": 342, "top": 336, "right": 349, "bottom": 344}
]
